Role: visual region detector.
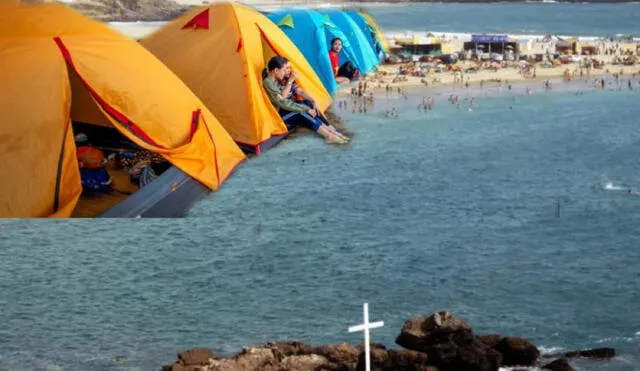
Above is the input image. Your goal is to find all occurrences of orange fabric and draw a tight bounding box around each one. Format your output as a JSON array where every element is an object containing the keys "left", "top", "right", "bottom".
[
  {"left": 0, "top": 38, "right": 81, "bottom": 217},
  {"left": 77, "top": 146, "right": 105, "bottom": 169},
  {"left": 141, "top": 2, "right": 332, "bottom": 151},
  {"left": 0, "top": 3, "right": 246, "bottom": 217}
]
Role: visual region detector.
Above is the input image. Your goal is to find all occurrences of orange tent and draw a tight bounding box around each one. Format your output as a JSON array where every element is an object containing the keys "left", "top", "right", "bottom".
[
  {"left": 0, "top": 3, "right": 246, "bottom": 217},
  {"left": 141, "top": 2, "right": 332, "bottom": 154}
]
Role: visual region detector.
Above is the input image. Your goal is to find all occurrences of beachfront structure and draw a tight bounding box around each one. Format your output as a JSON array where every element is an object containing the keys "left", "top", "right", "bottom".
[
  {"left": 463, "top": 34, "right": 517, "bottom": 57},
  {"left": 0, "top": 2, "right": 246, "bottom": 217},
  {"left": 268, "top": 8, "right": 360, "bottom": 95},
  {"left": 394, "top": 34, "right": 444, "bottom": 57},
  {"left": 322, "top": 9, "right": 379, "bottom": 74},
  {"left": 142, "top": 3, "right": 331, "bottom": 155},
  {"left": 555, "top": 38, "right": 578, "bottom": 55}
]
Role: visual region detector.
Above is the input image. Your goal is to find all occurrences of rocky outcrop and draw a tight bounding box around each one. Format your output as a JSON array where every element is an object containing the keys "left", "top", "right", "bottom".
[
  {"left": 493, "top": 337, "right": 540, "bottom": 366},
  {"left": 160, "top": 312, "right": 617, "bottom": 371},
  {"left": 65, "top": 0, "right": 192, "bottom": 22},
  {"left": 542, "top": 358, "right": 576, "bottom": 371},
  {"left": 395, "top": 312, "right": 501, "bottom": 371},
  {"left": 563, "top": 347, "right": 616, "bottom": 360}
]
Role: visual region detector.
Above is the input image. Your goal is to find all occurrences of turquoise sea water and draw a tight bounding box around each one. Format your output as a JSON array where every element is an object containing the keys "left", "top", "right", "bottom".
[
  {"left": 366, "top": 2, "right": 640, "bottom": 36},
  {"left": 2, "top": 78, "right": 640, "bottom": 370}
]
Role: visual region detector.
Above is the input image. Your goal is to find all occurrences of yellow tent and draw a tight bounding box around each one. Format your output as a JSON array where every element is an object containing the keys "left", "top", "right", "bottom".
[
  {"left": 141, "top": 2, "right": 332, "bottom": 155},
  {"left": 0, "top": 3, "right": 246, "bottom": 218},
  {"left": 358, "top": 10, "right": 389, "bottom": 54}
]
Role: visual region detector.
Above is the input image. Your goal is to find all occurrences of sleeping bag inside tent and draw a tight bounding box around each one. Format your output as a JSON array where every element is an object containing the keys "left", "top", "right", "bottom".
[
  {"left": 322, "top": 9, "right": 379, "bottom": 73},
  {"left": 142, "top": 3, "right": 332, "bottom": 154},
  {"left": 268, "top": 8, "right": 360, "bottom": 95},
  {"left": 0, "top": 3, "right": 246, "bottom": 218}
]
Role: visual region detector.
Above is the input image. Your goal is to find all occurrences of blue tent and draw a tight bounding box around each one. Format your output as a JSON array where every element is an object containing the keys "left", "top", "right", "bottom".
[
  {"left": 323, "top": 9, "right": 380, "bottom": 72},
  {"left": 268, "top": 8, "right": 359, "bottom": 95},
  {"left": 344, "top": 10, "right": 386, "bottom": 62}
]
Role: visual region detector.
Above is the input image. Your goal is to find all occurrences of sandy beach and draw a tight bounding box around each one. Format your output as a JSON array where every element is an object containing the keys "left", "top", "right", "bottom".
[{"left": 336, "top": 59, "right": 640, "bottom": 98}]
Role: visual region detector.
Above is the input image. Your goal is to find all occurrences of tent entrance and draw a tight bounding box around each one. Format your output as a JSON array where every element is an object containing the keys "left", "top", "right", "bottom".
[{"left": 64, "top": 66, "right": 171, "bottom": 217}]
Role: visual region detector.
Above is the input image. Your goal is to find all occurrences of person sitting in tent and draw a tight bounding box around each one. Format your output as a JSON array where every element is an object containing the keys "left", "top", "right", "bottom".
[
  {"left": 329, "top": 37, "right": 359, "bottom": 84},
  {"left": 75, "top": 133, "right": 113, "bottom": 193},
  {"left": 263, "top": 56, "right": 349, "bottom": 144},
  {"left": 280, "top": 61, "right": 347, "bottom": 140}
]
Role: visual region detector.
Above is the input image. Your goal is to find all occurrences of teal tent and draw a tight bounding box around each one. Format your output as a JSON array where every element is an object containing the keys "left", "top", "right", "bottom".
[
  {"left": 268, "top": 8, "right": 360, "bottom": 95},
  {"left": 323, "top": 9, "right": 380, "bottom": 73}
]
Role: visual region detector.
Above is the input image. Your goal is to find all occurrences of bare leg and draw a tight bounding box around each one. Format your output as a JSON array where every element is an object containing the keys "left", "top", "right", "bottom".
[
  {"left": 317, "top": 125, "right": 347, "bottom": 144},
  {"left": 325, "top": 124, "right": 350, "bottom": 141}
]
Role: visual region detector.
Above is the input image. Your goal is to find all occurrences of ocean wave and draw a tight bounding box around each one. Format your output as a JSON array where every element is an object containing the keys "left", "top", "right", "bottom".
[
  {"left": 596, "top": 335, "right": 639, "bottom": 343},
  {"left": 538, "top": 345, "right": 565, "bottom": 354}
]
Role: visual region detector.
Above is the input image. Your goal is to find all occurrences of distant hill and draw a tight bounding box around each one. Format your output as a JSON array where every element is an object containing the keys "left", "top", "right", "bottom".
[{"left": 21, "top": 0, "right": 635, "bottom": 23}]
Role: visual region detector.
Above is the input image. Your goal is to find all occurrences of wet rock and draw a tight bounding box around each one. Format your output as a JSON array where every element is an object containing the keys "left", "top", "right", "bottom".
[
  {"left": 356, "top": 348, "right": 432, "bottom": 371},
  {"left": 420, "top": 328, "right": 502, "bottom": 371},
  {"left": 494, "top": 336, "right": 540, "bottom": 366},
  {"left": 266, "top": 341, "right": 312, "bottom": 358},
  {"left": 386, "top": 349, "right": 431, "bottom": 370},
  {"left": 311, "top": 343, "right": 360, "bottom": 369},
  {"left": 476, "top": 334, "right": 503, "bottom": 349},
  {"left": 208, "top": 347, "right": 278, "bottom": 371},
  {"left": 178, "top": 349, "right": 214, "bottom": 366},
  {"left": 280, "top": 354, "right": 331, "bottom": 371},
  {"left": 563, "top": 347, "right": 615, "bottom": 360},
  {"left": 542, "top": 358, "right": 576, "bottom": 371},
  {"left": 396, "top": 311, "right": 472, "bottom": 351},
  {"left": 369, "top": 347, "right": 391, "bottom": 368},
  {"left": 162, "top": 363, "right": 185, "bottom": 371}
]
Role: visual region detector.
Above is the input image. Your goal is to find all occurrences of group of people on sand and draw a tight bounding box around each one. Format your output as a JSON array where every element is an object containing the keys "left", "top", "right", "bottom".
[{"left": 262, "top": 37, "right": 358, "bottom": 145}]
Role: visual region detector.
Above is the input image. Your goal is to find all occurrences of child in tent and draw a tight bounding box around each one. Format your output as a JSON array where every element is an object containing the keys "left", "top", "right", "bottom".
[
  {"left": 263, "top": 56, "right": 349, "bottom": 144},
  {"left": 329, "top": 37, "right": 359, "bottom": 85},
  {"left": 75, "top": 133, "right": 113, "bottom": 193}
]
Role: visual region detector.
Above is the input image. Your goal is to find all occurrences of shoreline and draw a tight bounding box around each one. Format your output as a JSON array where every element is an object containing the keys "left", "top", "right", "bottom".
[
  {"left": 159, "top": 312, "right": 617, "bottom": 371},
  {"left": 335, "top": 62, "right": 639, "bottom": 99}
]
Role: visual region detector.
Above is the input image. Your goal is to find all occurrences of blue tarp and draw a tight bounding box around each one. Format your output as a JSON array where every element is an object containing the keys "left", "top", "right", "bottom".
[
  {"left": 471, "top": 34, "right": 509, "bottom": 43},
  {"left": 322, "top": 9, "right": 380, "bottom": 73},
  {"left": 268, "top": 8, "right": 360, "bottom": 95}
]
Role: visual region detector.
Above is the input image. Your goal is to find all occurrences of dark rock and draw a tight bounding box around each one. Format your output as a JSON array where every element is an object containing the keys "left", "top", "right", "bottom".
[
  {"left": 208, "top": 347, "right": 279, "bottom": 371},
  {"left": 476, "top": 334, "right": 503, "bottom": 349},
  {"left": 280, "top": 354, "right": 332, "bottom": 371},
  {"left": 266, "top": 341, "right": 312, "bottom": 359},
  {"left": 356, "top": 348, "right": 432, "bottom": 371},
  {"left": 421, "top": 328, "right": 502, "bottom": 371},
  {"left": 494, "top": 337, "right": 540, "bottom": 366},
  {"left": 356, "top": 347, "right": 389, "bottom": 371},
  {"left": 311, "top": 343, "right": 360, "bottom": 369},
  {"left": 563, "top": 347, "right": 615, "bottom": 360},
  {"left": 396, "top": 312, "right": 472, "bottom": 351},
  {"left": 542, "top": 358, "right": 576, "bottom": 371},
  {"left": 163, "top": 363, "right": 185, "bottom": 371},
  {"left": 369, "top": 343, "right": 388, "bottom": 351},
  {"left": 178, "top": 349, "right": 213, "bottom": 366},
  {"left": 387, "top": 349, "right": 431, "bottom": 370}
]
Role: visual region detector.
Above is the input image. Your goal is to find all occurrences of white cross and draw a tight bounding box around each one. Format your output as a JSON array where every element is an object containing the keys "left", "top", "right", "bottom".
[{"left": 348, "top": 303, "right": 384, "bottom": 371}]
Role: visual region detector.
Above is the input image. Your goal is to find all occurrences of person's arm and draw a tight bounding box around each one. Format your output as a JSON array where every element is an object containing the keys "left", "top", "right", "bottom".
[
  {"left": 294, "top": 86, "right": 315, "bottom": 107},
  {"left": 263, "top": 76, "right": 309, "bottom": 113},
  {"left": 281, "top": 79, "right": 293, "bottom": 99}
]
